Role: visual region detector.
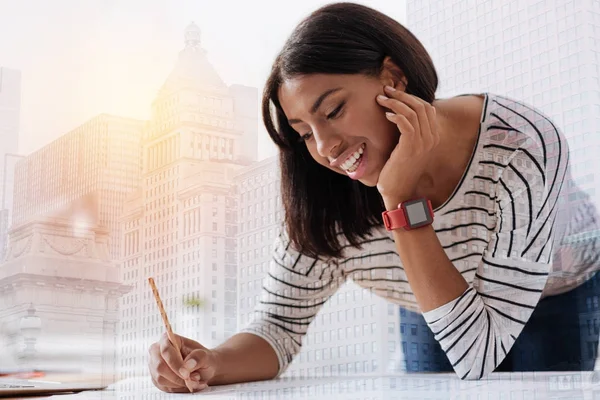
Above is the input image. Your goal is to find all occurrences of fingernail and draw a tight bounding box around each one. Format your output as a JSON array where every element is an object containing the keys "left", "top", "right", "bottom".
[
  {"left": 190, "top": 381, "right": 206, "bottom": 391},
  {"left": 179, "top": 368, "right": 190, "bottom": 379},
  {"left": 385, "top": 85, "right": 396, "bottom": 92},
  {"left": 377, "top": 95, "right": 388, "bottom": 101},
  {"left": 385, "top": 112, "right": 395, "bottom": 118},
  {"left": 190, "top": 372, "right": 201, "bottom": 381},
  {"left": 184, "top": 359, "right": 197, "bottom": 369}
]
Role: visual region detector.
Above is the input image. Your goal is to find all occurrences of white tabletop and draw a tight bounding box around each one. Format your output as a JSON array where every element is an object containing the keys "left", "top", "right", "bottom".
[{"left": 58, "top": 371, "right": 600, "bottom": 399}]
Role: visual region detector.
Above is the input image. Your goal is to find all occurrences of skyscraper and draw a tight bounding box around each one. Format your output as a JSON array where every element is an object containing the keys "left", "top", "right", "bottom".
[
  {"left": 0, "top": 67, "right": 21, "bottom": 262},
  {"left": 117, "top": 22, "right": 258, "bottom": 380},
  {"left": 0, "top": 67, "right": 20, "bottom": 182},
  {"left": 235, "top": 156, "right": 401, "bottom": 378},
  {"left": 11, "top": 114, "right": 145, "bottom": 260},
  {"left": 0, "top": 193, "right": 130, "bottom": 382},
  {"left": 406, "top": 0, "right": 600, "bottom": 371},
  {"left": 0, "top": 153, "right": 24, "bottom": 261}
]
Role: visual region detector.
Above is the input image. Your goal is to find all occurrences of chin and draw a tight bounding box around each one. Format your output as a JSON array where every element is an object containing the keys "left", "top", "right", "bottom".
[{"left": 358, "top": 177, "right": 377, "bottom": 187}]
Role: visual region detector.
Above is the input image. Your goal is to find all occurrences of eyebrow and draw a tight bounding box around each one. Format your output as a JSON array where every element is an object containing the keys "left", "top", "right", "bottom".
[{"left": 287, "top": 87, "right": 342, "bottom": 125}]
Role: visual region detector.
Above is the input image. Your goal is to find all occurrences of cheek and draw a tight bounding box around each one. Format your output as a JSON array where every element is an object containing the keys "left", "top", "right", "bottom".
[
  {"left": 306, "top": 145, "right": 332, "bottom": 169},
  {"left": 362, "top": 107, "right": 399, "bottom": 150}
]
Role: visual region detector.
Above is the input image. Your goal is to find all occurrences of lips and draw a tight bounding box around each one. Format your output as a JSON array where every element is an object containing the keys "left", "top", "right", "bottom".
[{"left": 330, "top": 143, "right": 366, "bottom": 170}]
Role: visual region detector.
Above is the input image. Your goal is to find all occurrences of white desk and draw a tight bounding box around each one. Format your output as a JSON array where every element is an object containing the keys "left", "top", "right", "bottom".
[{"left": 52, "top": 371, "right": 600, "bottom": 399}]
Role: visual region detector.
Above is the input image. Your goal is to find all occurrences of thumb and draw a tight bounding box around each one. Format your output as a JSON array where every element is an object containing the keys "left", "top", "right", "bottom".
[{"left": 180, "top": 349, "right": 213, "bottom": 379}]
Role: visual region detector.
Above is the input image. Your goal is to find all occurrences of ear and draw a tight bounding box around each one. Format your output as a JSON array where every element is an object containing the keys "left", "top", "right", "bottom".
[{"left": 380, "top": 56, "right": 408, "bottom": 90}]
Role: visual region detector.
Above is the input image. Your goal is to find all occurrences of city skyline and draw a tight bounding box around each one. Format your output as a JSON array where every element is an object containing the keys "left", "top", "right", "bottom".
[
  {"left": 0, "top": 0, "right": 600, "bottom": 395},
  {"left": 0, "top": 0, "right": 406, "bottom": 159}
]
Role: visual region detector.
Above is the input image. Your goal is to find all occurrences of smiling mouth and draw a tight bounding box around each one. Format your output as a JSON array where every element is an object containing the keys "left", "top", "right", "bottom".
[{"left": 339, "top": 144, "right": 365, "bottom": 173}]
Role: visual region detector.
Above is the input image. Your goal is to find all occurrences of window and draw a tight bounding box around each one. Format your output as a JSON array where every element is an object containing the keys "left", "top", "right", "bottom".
[
  {"left": 388, "top": 341, "right": 396, "bottom": 352},
  {"left": 411, "top": 343, "right": 418, "bottom": 356},
  {"left": 411, "top": 324, "right": 418, "bottom": 336},
  {"left": 412, "top": 360, "right": 419, "bottom": 371}
]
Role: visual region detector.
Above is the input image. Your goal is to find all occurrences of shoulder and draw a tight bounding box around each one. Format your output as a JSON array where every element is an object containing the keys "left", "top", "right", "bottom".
[{"left": 442, "top": 93, "right": 486, "bottom": 135}]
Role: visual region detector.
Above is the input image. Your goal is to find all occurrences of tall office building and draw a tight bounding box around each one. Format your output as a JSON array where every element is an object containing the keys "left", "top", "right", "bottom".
[
  {"left": 235, "top": 156, "right": 401, "bottom": 378},
  {"left": 1, "top": 153, "right": 24, "bottom": 261},
  {"left": 407, "top": 1, "right": 599, "bottom": 206},
  {"left": 0, "top": 67, "right": 20, "bottom": 188},
  {"left": 0, "top": 67, "right": 21, "bottom": 262},
  {"left": 0, "top": 192, "right": 130, "bottom": 382},
  {"left": 406, "top": 0, "right": 600, "bottom": 370},
  {"left": 11, "top": 114, "right": 145, "bottom": 260},
  {"left": 1, "top": 111, "right": 142, "bottom": 379},
  {"left": 117, "top": 23, "right": 258, "bottom": 381}
]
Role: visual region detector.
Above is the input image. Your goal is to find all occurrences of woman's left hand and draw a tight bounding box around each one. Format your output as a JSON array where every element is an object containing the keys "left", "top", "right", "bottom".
[{"left": 375, "top": 85, "right": 440, "bottom": 210}]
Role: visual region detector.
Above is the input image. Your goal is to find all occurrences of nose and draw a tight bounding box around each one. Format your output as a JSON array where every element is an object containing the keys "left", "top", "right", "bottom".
[{"left": 313, "top": 128, "right": 342, "bottom": 159}]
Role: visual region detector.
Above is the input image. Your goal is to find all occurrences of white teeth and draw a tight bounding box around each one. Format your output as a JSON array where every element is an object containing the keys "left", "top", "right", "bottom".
[{"left": 340, "top": 144, "right": 365, "bottom": 173}]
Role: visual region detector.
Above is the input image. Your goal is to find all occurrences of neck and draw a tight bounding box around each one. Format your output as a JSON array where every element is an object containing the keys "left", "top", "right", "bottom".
[{"left": 414, "top": 98, "right": 473, "bottom": 209}]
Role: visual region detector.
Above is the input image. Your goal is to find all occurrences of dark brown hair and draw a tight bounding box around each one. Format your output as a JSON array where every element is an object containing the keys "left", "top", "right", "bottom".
[{"left": 263, "top": 2, "right": 439, "bottom": 259}]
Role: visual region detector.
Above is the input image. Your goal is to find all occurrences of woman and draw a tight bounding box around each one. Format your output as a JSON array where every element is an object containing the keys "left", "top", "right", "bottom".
[{"left": 148, "top": 2, "right": 600, "bottom": 392}]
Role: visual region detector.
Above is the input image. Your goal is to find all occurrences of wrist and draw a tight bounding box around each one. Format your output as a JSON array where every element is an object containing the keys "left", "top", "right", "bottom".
[
  {"left": 382, "top": 194, "right": 414, "bottom": 211},
  {"left": 207, "top": 347, "right": 225, "bottom": 385}
]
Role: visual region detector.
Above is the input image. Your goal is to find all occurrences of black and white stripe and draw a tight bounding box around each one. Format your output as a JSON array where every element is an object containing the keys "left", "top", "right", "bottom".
[{"left": 240, "top": 93, "right": 592, "bottom": 381}]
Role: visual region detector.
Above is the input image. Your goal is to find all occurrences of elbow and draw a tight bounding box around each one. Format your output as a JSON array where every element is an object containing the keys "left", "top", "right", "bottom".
[{"left": 457, "top": 366, "right": 493, "bottom": 381}]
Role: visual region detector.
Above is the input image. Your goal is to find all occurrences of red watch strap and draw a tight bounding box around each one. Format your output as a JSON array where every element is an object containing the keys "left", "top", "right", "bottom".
[
  {"left": 382, "top": 207, "right": 408, "bottom": 231},
  {"left": 382, "top": 197, "right": 434, "bottom": 231}
]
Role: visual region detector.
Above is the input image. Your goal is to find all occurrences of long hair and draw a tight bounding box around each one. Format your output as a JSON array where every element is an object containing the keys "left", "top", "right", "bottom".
[{"left": 263, "top": 2, "right": 439, "bottom": 259}]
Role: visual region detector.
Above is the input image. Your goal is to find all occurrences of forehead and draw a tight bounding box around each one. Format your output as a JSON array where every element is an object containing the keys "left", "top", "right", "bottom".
[{"left": 278, "top": 74, "right": 360, "bottom": 118}]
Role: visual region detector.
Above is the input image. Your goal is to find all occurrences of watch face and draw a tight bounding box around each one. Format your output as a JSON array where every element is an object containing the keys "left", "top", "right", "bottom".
[{"left": 403, "top": 199, "right": 433, "bottom": 228}]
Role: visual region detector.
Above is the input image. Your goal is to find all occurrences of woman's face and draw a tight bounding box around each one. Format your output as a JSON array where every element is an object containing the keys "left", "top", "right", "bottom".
[{"left": 278, "top": 73, "right": 400, "bottom": 187}]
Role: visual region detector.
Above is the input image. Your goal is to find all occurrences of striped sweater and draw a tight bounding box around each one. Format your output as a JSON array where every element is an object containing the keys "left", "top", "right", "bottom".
[{"left": 240, "top": 92, "right": 600, "bottom": 380}]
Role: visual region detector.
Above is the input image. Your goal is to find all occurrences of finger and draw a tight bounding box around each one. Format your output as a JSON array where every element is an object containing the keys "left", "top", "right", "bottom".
[
  {"left": 180, "top": 336, "right": 206, "bottom": 354},
  {"left": 151, "top": 374, "right": 188, "bottom": 394},
  {"left": 385, "top": 88, "right": 437, "bottom": 149},
  {"left": 181, "top": 348, "right": 211, "bottom": 378},
  {"left": 159, "top": 333, "right": 186, "bottom": 380},
  {"left": 424, "top": 105, "right": 439, "bottom": 148},
  {"left": 148, "top": 345, "right": 187, "bottom": 387},
  {"left": 377, "top": 94, "right": 415, "bottom": 120},
  {"left": 190, "top": 372, "right": 202, "bottom": 381},
  {"left": 401, "top": 93, "right": 436, "bottom": 148},
  {"left": 155, "top": 373, "right": 186, "bottom": 389},
  {"left": 385, "top": 112, "right": 418, "bottom": 149},
  {"left": 377, "top": 94, "right": 421, "bottom": 137}
]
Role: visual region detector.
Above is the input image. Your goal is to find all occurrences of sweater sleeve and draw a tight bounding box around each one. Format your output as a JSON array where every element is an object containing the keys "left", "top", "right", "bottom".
[
  {"left": 238, "top": 226, "right": 346, "bottom": 377},
  {"left": 422, "top": 116, "right": 570, "bottom": 379}
]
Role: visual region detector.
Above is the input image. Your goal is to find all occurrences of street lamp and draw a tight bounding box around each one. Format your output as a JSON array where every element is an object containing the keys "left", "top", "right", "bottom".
[{"left": 19, "top": 303, "right": 42, "bottom": 362}]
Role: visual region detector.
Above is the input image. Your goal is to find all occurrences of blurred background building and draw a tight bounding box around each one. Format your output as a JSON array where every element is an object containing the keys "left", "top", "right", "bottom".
[
  {"left": 0, "top": 67, "right": 21, "bottom": 262},
  {"left": 1, "top": 1, "right": 600, "bottom": 390}
]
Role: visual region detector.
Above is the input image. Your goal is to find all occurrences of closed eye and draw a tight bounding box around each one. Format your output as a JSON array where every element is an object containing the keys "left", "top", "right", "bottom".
[
  {"left": 297, "top": 101, "right": 345, "bottom": 143},
  {"left": 326, "top": 101, "right": 345, "bottom": 119},
  {"left": 298, "top": 131, "right": 312, "bottom": 143}
]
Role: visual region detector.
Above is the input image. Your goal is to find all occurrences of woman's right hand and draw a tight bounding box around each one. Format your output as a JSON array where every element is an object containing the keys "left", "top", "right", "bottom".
[{"left": 148, "top": 333, "right": 220, "bottom": 393}]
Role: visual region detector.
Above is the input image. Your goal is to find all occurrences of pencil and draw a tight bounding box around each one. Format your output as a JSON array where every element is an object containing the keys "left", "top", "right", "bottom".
[{"left": 148, "top": 277, "right": 194, "bottom": 393}]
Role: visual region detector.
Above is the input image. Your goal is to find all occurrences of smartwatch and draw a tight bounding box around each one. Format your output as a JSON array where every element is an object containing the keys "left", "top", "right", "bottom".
[{"left": 382, "top": 197, "right": 434, "bottom": 231}]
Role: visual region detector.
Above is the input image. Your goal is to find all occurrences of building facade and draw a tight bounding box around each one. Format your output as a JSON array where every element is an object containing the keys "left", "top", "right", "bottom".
[
  {"left": 1, "top": 153, "right": 24, "bottom": 261},
  {"left": 235, "top": 156, "right": 401, "bottom": 378},
  {"left": 11, "top": 114, "right": 145, "bottom": 260},
  {"left": 0, "top": 195, "right": 129, "bottom": 383},
  {"left": 0, "top": 67, "right": 22, "bottom": 262},
  {"left": 406, "top": 0, "right": 600, "bottom": 371},
  {"left": 117, "top": 22, "right": 258, "bottom": 381}
]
